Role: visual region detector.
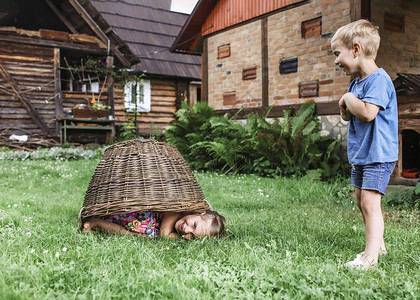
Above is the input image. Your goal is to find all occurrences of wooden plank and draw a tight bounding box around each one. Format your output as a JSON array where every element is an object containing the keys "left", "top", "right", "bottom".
[
  {"left": 0, "top": 54, "right": 51, "bottom": 63},
  {"left": 0, "top": 63, "right": 52, "bottom": 136},
  {"left": 0, "top": 33, "right": 106, "bottom": 54}
]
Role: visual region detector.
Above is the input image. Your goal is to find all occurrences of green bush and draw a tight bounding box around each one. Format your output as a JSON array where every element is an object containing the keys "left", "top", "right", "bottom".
[
  {"left": 165, "top": 101, "right": 344, "bottom": 179},
  {"left": 383, "top": 183, "right": 420, "bottom": 210},
  {"left": 0, "top": 147, "right": 105, "bottom": 161}
]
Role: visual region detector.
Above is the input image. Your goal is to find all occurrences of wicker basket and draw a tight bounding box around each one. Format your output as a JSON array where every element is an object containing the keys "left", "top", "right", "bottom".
[{"left": 78, "top": 139, "right": 211, "bottom": 225}]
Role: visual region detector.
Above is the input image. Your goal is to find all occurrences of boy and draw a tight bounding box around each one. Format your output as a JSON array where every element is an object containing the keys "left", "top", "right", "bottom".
[{"left": 331, "top": 20, "right": 398, "bottom": 270}]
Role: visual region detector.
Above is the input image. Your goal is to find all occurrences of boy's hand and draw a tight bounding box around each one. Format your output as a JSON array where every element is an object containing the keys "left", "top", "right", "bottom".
[{"left": 339, "top": 96, "right": 352, "bottom": 121}]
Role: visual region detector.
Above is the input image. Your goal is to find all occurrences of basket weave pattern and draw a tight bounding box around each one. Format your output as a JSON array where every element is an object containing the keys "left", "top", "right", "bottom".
[{"left": 79, "top": 140, "right": 211, "bottom": 221}]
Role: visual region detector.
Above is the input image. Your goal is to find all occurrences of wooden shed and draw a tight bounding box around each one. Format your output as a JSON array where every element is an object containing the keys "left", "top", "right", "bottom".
[
  {"left": 0, "top": 0, "right": 201, "bottom": 145},
  {"left": 171, "top": 0, "right": 420, "bottom": 183}
]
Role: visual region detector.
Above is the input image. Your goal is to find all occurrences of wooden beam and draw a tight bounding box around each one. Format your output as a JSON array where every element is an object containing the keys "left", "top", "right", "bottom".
[
  {"left": 261, "top": 18, "right": 269, "bottom": 108},
  {"left": 0, "top": 63, "right": 53, "bottom": 137},
  {"left": 202, "top": 38, "right": 208, "bottom": 102},
  {"left": 215, "top": 101, "right": 340, "bottom": 119},
  {"left": 68, "top": 0, "right": 131, "bottom": 66},
  {"left": 44, "top": 0, "right": 79, "bottom": 34},
  {"left": 0, "top": 33, "right": 106, "bottom": 54},
  {"left": 54, "top": 48, "right": 63, "bottom": 134}
]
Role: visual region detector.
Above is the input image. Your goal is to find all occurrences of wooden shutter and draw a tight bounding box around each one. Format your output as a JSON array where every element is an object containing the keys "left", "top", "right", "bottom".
[
  {"left": 242, "top": 66, "right": 257, "bottom": 80},
  {"left": 384, "top": 13, "right": 404, "bottom": 33},
  {"left": 299, "top": 81, "right": 319, "bottom": 98},
  {"left": 218, "top": 44, "right": 231, "bottom": 59},
  {"left": 302, "top": 17, "right": 322, "bottom": 39},
  {"left": 223, "top": 92, "right": 236, "bottom": 105}
]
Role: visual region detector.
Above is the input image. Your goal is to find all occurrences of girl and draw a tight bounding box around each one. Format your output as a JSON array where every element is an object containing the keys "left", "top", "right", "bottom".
[{"left": 82, "top": 210, "right": 226, "bottom": 239}]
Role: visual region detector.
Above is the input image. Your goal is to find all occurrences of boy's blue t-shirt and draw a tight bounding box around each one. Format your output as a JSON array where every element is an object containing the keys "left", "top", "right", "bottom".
[{"left": 347, "top": 68, "right": 398, "bottom": 165}]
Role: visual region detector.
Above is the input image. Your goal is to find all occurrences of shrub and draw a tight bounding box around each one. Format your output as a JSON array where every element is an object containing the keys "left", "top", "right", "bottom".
[
  {"left": 0, "top": 147, "right": 105, "bottom": 161},
  {"left": 383, "top": 183, "right": 420, "bottom": 210},
  {"left": 164, "top": 101, "right": 344, "bottom": 179}
]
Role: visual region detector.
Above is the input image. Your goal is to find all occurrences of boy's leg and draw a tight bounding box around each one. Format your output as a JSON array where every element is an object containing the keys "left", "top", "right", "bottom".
[
  {"left": 360, "top": 189, "right": 384, "bottom": 266},
  {"left": 355, "top": 187, "right": 387, "bottom": 255}
]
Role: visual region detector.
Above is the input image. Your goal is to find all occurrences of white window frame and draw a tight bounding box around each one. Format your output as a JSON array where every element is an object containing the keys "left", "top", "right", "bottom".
[{"left": 124, "top": 80, "right": 151, "bottom": 113}]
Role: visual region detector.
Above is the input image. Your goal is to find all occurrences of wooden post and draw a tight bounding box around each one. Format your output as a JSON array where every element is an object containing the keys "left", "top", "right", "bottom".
[
  {"left": 54, "top": 48, "right": 63, "bottom": 136},
  {"left": 106, "top": 55, "right": 114, "bottom": 117},
  {"left": 261, "top": 18, "right": 269, "bottom": 108},
  {"left": 350, "top": 0, "right": 371, "bottom": 21},
  {"left": 202, "top": 38, "right": 208, "bottom": 102}
]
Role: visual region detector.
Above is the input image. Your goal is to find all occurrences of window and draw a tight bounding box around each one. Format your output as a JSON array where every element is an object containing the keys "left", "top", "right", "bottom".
[{"left": 124, "top": 80, "right": 151, "bottom": 112}]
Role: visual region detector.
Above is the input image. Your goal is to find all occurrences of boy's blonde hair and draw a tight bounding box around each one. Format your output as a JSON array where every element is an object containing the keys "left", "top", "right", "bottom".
[{"left": 331, "top": 19, "right": 380, "bottom": 59}]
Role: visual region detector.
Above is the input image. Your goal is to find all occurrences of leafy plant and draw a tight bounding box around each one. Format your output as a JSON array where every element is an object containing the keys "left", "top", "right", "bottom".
[{"left": 165, "top": 101, "right": 344, "bottom": 179}]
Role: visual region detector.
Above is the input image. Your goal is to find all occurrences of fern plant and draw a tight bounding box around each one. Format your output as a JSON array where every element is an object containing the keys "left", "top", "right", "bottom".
[{"left": 165, "top": 101, "right": 344, "bottom": 179}]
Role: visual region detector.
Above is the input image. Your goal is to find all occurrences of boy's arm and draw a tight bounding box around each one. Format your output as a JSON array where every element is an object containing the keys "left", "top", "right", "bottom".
[
  {"left": 159, "top": 212, "right": 181, "bottom": 238},
  {"left": 340, "top": 92, "right": 380, "bottom": 122}
]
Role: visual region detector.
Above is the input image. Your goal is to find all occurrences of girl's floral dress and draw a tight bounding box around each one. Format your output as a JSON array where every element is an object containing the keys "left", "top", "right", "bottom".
[{"left": 103, "top": 211, "right": 163, "bottom": 238}]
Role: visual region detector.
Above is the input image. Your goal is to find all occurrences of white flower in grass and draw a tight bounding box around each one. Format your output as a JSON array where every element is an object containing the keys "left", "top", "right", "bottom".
[
  {"left": 30, "top": 249, "right": 35, "bottom": 254},
  {"left": 27, "top": 232, "right": 31, "bottom": 237},
  {"left": 55, "top": 252, "right": 60, "bottom": 259},
  {"left": 62, "top": 247, "right": 67, "bottom": 252},
  {"left": 44, "top": 250, "right": 49, "bottom": 254}
]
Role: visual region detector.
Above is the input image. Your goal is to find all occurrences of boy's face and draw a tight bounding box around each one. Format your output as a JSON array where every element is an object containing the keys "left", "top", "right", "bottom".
[
  {"left": 331, "top": 40, "right": 358, "bottom": 76},
  {"left": 175, "top": 213, "right": 212, "bottom": 238}
]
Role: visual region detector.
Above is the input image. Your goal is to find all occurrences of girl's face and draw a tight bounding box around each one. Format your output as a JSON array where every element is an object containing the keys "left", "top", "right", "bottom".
[
  {"left": 175, "top": 213, "right": 212, "bottom": 238},
  {"left": 331, "top": 40, "right": 358, "bottom": 76}
]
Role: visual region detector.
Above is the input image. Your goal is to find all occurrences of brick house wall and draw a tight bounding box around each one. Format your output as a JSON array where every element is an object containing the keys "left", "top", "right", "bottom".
[
  {"left": 268, "top": 0, "right": 351, "bottom": 107},
  {"left": 206, "top": 0, "right": 353, "bottom": 111},
  {"left": 208, "top": 21, "right": 263, "bottom": 109},
  {"left": 372, "top": 0, "right": 420, "bottom": 77}
]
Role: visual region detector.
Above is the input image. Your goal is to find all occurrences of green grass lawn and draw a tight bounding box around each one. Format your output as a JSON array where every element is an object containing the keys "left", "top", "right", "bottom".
[{"left": 0, "top": 160, "right": 418, "bottom": 299}]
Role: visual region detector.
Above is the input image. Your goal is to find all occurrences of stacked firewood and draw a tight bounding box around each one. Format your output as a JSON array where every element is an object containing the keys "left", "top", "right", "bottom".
[{"left": 0, "top": 128, "right": 59, "bottom": 150}]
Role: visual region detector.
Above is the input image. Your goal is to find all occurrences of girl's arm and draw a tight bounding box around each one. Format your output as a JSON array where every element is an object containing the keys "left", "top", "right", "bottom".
[
  {"left": 83, "top": 218, "right": 138, "bottom": 236},
  {"left": 340, "top": 92, "right": 380, "bottom": 122},
  {"left": 159, "top": 212, "right": 182, "bottom": 238}
]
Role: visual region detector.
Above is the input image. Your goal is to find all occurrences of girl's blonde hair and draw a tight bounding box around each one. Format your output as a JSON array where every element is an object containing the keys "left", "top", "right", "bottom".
[
  {"left": 331, "top": 19, "right": 380, "bottom": 59},
  {"left": 202, "top": 210, "right": 226, "bottom": 237}
]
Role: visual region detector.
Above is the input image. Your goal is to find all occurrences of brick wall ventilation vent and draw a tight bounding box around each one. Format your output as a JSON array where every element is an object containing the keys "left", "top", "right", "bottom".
[
  {"left": 302, "top": 17, "right": 322, "bottom": 39},
  {"left": 242, "top": 66, "right": 257, "bottom": 80},
  {"left": 280, "top": 58, "right": 298, "bottom": 74},
  {"left": 299, "top": 81, "right": 319, "bottom": 98},
  {"left": 218, "top": 44, "right": 231, "bottom": 59},
  {"left": 223, "top": 92, "right": 236, "bottom": 105},
  {"left": 384, "top": 13, "right": 404, "bottom": 33}
]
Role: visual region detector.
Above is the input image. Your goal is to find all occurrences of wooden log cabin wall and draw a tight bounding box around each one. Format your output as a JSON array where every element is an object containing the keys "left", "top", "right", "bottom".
[
  {"left": 0, "top": 40, "right": 56, "bottom": 137},
  {"left": 113, "top": 79, "right": 178, "bottom": 136}
]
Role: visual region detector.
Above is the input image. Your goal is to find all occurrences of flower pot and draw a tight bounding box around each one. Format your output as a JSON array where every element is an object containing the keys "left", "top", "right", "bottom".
[{"left": 72, "top": 108, "right": 109, "bottom": 119}]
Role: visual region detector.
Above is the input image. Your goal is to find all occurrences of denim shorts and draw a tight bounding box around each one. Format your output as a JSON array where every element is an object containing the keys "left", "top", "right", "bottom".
[{"left": 349, "top": 162, "right": 396, "bottom": 195}]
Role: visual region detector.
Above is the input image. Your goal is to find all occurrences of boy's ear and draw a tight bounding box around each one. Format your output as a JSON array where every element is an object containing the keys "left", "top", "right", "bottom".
[{"left": 352, "top": 42, "right": 362, "bottom": 57}]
